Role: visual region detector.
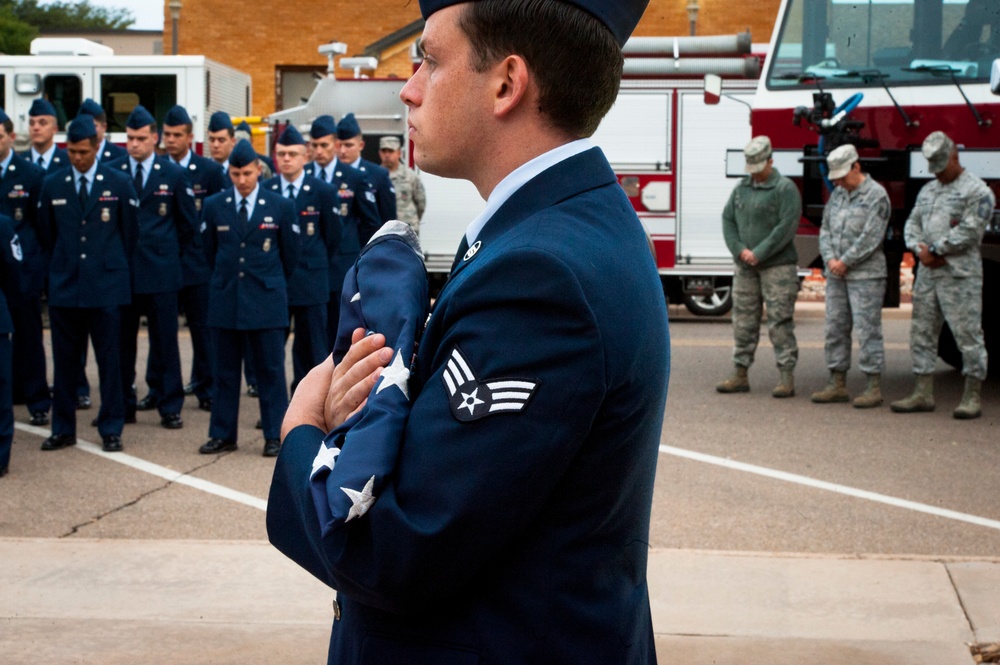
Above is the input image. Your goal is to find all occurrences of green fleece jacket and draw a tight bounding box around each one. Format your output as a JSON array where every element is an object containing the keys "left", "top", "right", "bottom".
[{"left": 721, "top": 168, "right": 801, "bottom": 269}]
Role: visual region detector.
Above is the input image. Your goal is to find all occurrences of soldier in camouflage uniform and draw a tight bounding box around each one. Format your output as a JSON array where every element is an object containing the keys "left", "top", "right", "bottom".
[
  {"left": 717, "top": 136, "right": 802, "bottom": 397},
  {"left": 891, "top": 131, "right": 994, "bottom": 419},
  {"left": 379, "top": 136, "right": 426, "bottom": 236},
  {"left": 811, "top": 144, "right": 890, "bottom": 408}
]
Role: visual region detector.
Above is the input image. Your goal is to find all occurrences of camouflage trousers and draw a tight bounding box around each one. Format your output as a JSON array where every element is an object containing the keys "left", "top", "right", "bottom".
[
  {"left": 731, "top": 262, "right": 799, "bottom": 370},
  {"left": 910, "top": 270, "right": 988, "bottom": 379},
  {"left": 823, "top": 277, "right": 886, "bottom": 374}
]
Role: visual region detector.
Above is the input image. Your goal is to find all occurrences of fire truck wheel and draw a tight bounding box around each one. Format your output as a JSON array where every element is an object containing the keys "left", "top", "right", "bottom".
[{"left": 682, "top": 278, "right": 733, "bottom": 317}]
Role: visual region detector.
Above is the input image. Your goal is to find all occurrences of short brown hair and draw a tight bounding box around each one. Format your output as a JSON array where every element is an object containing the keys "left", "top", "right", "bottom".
[{"left": 458, "top": 0, "right": 623, "bottom": 139}]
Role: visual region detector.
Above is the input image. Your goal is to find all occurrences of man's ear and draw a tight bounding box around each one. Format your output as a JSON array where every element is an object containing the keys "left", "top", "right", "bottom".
[{"left": 493, "top": 54, "right": 531, "bottom": 119}]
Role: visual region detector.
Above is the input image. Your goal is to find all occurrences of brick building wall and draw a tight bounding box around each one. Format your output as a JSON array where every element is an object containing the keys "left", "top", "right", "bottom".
[{"left": 164, "top": 0, "right": 780, "bottom": 120}]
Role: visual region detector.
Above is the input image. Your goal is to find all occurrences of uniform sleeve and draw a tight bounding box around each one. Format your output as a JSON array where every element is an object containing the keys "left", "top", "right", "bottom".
[
  {"left": 934, "top": 185, "right": 994, "bottom": 256},
  {"left": 413, "top": 173, "right": 427, "bottom": 221},
  {"left": 122, "top": 186, "right": 139, "bottom": 261},
  {"left": 721, "top": 186, "right": 745, "bottom": 259},
  {"left": 173, "top": 173, "right": 198, "bottom": 247},
  {"left": 35, "top": 181, "right": 54, "bottom": 252},
  {"left": 840, "top": 186, "right": 890, "bottom": 268},
  {"left": 903, "top": 190, "right": 927, "bottom": 252},
  {"left": 355, "top": 180, "right": 382, "bottom": 247},
  {"left": 376, "top": 169, "right": 397, "bottom": 223},
  {"left": 321, "top": 186, "right": 342, "bottom": 256},
  {"left": 269, "top": 247, "right": 607, "bottom": 613},
  {"left": 202, "top": 201, "right": 218, "bottom": 271},
  {"left": 818, "top": 195, "right": 834, "bottom": 265},
  {"left": 279, "top": 197, "right": 300, "bottom": 280},
  {"left": 751, "top": 179, "right": 801, "bottom": 264},
  {"left": 0, "top": 217, "right": 23, "bottom": 299}
]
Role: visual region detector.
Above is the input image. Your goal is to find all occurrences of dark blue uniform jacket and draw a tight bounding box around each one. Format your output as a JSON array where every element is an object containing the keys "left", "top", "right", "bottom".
[
  {"left": 107, "top": 155, "right": 197, "bottom": 294},
  {"left": 268, "top": 147, "right": 670, "bottom": 665},
  {"left": 0, "top": 214, "right": 23, "bottom": 333},
  {"left": 177, "top": 152, "right": 226, "bottom": 287},
  {"left": 356, "top": 158, "right": 397, "bottom": 224},
  {"left": 37, "top": 166, "right": 138, "bottom": 308},
  {"left": 263, "top": 174, "right": 341, "bottom": 307},
  {"left": 0, "top": 154, "right": 45, "bottom": 297},
  {"left": 201, "top": 187, "right": 299, "bottom": 330},
  {"left": 325, "top": 164, "right": 382, "bottom": 295}
]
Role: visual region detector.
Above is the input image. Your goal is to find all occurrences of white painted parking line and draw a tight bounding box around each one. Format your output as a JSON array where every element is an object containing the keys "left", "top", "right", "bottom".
[
  {"left": 15, "top": 423, "right": 267, "bottom": 512},
  {"left": 661, "top": 444, "right": 1000, "bottom": 531}
]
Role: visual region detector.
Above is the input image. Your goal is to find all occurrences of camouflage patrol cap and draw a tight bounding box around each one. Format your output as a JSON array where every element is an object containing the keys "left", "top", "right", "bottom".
[
  {"left": 379, "top": 136, "right": 401, "bottom": 150},
  {"left": 922, "top": 131, "right": 955, "bottom": 174},
  {"left": 744, "top": 135, "right": 772, "bottom": 174},
  {"left": 826, "top": 144, "right": 858, "bottom": 180}
]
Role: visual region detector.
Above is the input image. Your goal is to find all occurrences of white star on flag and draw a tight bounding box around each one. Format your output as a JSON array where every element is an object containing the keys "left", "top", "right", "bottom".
[
  {"left": 350, "top": 292, "right": 361, "bottom": 303},
  {"left": 376, "top": 349, "right": 410, "bottom": 399},
  {"left": 310, "top": 443, "right": 340, "bottom": 479},
  {"left": 342, "top": 475, "right": 377, "bottom": 521}
]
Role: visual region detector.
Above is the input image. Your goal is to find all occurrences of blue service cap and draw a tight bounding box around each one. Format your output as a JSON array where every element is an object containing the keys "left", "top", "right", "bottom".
[
  {"left": 78, "top": 98, "right": 106, "bottom": 118},
  {"left": 336, "top": 113, "right": 361, "bottom": 140},
  {"left": 277, "top": 125, "right": 307, "bottom": 146},
  {"left": 67, "top": 114, "right": 98, "bottom": 143},
  {"left": 0, "top": 107, "right": 9, "bottom": 125},
  {"left": 164, "top": 104, "right": 192, "bottom": 126},
  {"left": 418, "top": 0, "right": 648, "bottom": 47},
  {"left": 208, "top": 111, "right": 234, "bottom": 133},
  {"left": 229, "top": 139, "right": 259, "bottom": 168},
  {"left": 309, "top": 115, "right": 337, "bottom": 139},
  {"left": 126, "top": 104, "right": 157, "bottom": 130},
  {"left": 236, "top": 120, "right": 252, "bottom": 134},
  {"left": 29, "top": 98, "right": 57, "bottom": 117}
]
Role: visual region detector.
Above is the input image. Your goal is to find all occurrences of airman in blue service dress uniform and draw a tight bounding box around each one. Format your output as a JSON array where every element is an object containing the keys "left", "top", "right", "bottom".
[
  {"left": 265, "top": 125, "right": 341, "bottom": 393},
  {"left": 335, "top": 113, "right": 397, "bottom": 224},
  {"left": 78, "top": 98, "right": 128, "bottom": 163},
  {"left": 209, "top": 111, "right": 262, "bottom": 396},
  {"left": 308, "top": 115, "right": 382, "bottom": 350},
  {"left": 37, "top": 114, "right": 138, "bottom": 453},
  {"left": 21, "top": 99, "right": 69, "bottom": 174},
  {"left": 200, "top": 140, "right": 299, "bottom": 457},
  {"left": 162, "top": 104, "right": 226, "bottom": 410},
  {"left": 0, "top": 213, "right": 24, "bottom": 478},
  {"left": 0, "top": 107, "right": 50, "bottom": 427},
  {"left": 267, "top": 1, "right": 668, "bottom": 663},
  {"left": 107, "top": 105, "right": 197, "bottom": 429}
]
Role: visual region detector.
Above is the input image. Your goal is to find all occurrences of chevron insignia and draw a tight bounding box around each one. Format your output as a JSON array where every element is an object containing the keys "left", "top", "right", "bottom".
[{"left": 442, "top": 347, "right": 538, "bottom": 422}]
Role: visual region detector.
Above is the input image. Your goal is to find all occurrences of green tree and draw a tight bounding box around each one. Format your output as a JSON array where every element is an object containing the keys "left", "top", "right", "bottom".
[
  {"left": 0, "top": 10, "right": 38, "bottom": 55},
  {"left": 0, "top": 1, "right": 134, "bottom": 51}
]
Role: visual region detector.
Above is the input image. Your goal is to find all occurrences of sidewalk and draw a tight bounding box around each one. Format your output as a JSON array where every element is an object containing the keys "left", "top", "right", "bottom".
[{"left": 2, "top": 538, "right": 997, "bottom": 664}]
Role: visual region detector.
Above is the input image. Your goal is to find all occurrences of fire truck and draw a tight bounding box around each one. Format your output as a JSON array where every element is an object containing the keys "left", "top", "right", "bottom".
[
  {"left": 0, "top": 38, "right": 251, "bottom": 153},
  {"left": 269, "top": 35, "right": 764, "bottom": 315},
  {"left": 742, "top": 0, "right": 1000, "bottom": 371}
]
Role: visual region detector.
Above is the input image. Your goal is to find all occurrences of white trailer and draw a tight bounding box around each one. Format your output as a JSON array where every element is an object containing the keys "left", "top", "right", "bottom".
[{"left": 0, "top": 38, "right": 251, "bottom": 152}]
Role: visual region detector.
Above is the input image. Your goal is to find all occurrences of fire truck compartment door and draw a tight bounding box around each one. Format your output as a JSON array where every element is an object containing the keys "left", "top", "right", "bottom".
[{"left": 641, "top": 182, "right": 672, "bottom": 212}]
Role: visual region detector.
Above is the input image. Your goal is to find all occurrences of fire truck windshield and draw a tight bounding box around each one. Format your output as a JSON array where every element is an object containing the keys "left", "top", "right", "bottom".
[{"left": 766, "top": 0, "right": 998, "bottom": 90}]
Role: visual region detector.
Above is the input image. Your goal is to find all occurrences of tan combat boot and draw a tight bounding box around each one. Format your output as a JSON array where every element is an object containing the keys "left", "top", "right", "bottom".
[
  {"left": 953, "top": 377, "right": 982, "bottom": 420},
  {"left": 890, "top": 374, "right": 935, "bottom": 413},
  {"left": 772, "top": 369, "right": 795, "bottom": 398},
  {"left": 852, "top": 373, "right": 883, "bottom": 409},
  {"left": 716, "top": 366, "right": 749, "bottom": 393},
  {"left": 811, "top": 370, "right": 849, "bottom": 403}
]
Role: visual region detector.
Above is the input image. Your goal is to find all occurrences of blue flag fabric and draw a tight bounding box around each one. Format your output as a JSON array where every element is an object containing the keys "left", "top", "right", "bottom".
[{"left": 309, "top": 221, "right": 429, "bottom": 538}]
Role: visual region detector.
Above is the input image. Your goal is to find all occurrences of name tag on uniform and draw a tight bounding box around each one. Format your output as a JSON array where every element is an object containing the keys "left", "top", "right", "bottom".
[
  {"left": 52, "top": 199, "right": 67, "bottom": 206},
  {"left": 217, "top": 225, "right": 230, "bottom": 232}
]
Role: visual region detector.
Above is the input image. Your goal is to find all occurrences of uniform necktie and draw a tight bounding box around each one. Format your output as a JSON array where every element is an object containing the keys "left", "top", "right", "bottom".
[
  {"left": 78, "top": 176, "right": 88, "bottom": 206},
  {"left": 239, "top": 198, "right": 249, "bottom": 225},
  {"left": 37, "top": 155, "right": 45, "bottom": 169},
  {"left": 286, "top": 184, "right": 296, "bottom": 199},
  {"left": 134, "top": 163, "right": 144, "bottom": 194}
]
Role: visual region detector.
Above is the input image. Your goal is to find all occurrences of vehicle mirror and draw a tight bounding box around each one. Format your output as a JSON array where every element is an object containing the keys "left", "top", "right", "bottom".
[
  {"left": 704, "top": 74, "right": 722, "bottom": 105},
  {"left": 992, "top": 59, "right": 1000, "bottom": 95}
]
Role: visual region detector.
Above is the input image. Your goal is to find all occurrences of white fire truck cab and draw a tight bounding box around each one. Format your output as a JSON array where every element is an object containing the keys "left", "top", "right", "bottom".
[{"left": 0, "top": 38, "right": 251, "bottom": 153}]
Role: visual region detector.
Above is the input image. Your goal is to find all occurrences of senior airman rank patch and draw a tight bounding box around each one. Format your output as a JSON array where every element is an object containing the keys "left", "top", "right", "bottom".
[{"left": 442, "top": 347, "right": 538, "bottom": 422}]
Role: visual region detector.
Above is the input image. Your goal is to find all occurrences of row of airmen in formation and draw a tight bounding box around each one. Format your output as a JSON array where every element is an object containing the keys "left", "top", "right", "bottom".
[
  {"left": 0, "top": 96, "right": 412, "bottom": 476},
  {"left": 716, "top": 131, "right": 994, "bottom": 419}
]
